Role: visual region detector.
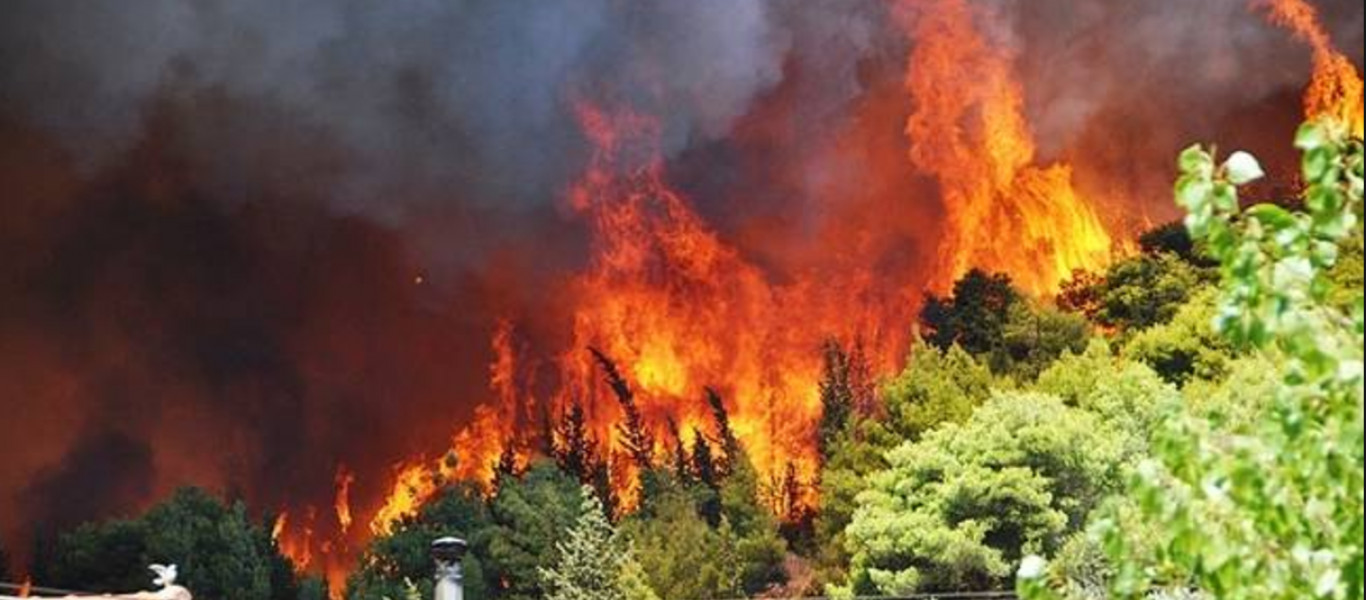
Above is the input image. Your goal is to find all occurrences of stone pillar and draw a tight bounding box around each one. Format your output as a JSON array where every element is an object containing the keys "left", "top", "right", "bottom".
[{"left": 431, "top": 537, "right": 467, "bottom": 600}]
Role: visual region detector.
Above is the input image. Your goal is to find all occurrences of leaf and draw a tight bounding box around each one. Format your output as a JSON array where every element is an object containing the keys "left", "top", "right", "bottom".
[
  {"left": 1296, "top": 121, "right": 1327, "bottom": 151},
  {"left": 1247, "top": 204, "right": 1296, "bottom": 230},
  {"left": 1180, "top": 144, "right": 1215, "bottom": 177},
  {"left": 1304, "top": 147, "right": 1335, "bottom": 182}
]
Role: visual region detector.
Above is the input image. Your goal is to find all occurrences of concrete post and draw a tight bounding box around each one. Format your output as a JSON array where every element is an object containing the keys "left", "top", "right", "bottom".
[{"left": 431, "top": 537, "right": 466, "bottom": 600}]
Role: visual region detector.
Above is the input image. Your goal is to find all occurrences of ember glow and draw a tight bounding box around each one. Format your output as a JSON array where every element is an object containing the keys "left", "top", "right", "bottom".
[{"left": 0, "top": 0, "right": 1360, "bottom": 591}]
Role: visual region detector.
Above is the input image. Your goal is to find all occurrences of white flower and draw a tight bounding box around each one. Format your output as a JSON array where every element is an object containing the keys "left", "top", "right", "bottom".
[
  {"left": 1018, "top": 555, "right": 1048, "bottom": 580},
  {"left": 1224, "top": 151, "right": 1266, "bottom": 185}
]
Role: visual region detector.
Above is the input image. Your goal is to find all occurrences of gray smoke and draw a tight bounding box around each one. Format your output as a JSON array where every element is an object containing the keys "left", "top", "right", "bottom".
[{"left": 0, "top": 0, "right": 795, "bottom": 221}]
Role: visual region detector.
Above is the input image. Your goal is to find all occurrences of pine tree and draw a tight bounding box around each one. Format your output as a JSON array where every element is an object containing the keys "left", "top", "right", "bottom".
[
  {"left": 817, "top": 340, "right": 854, "bottom": 464},
  {"left": 691, "top": 429, "right": 718, "bottom": 490},
  {"left": 779, "top": 461, "right": 806, "bottom": 524},
  {"left": 665, "top": 417, "right": 692, "bottom": 484},
  {"left": 692, "top": 429, "right": 723, "bottom": 527},
  {"left": 554, "top": 402, "right": 597, "bottom": 485},
  {"left": 846, "top": 338, "right": 879, "bottom": 418},
  {"left": 590, "top": 347, "right": 653, "bottom": 470},
  {"left": 492, "top": 443, "right": 525, "bottom": 495},
  {"left": 538, "top": 487, "right": 657, "bottom": 600},
  {"left": 705, "top": 387, "right": 741, "bottom": 476},
  {"left": 592, "top": 456, "right": 618, "bottom": 521}
]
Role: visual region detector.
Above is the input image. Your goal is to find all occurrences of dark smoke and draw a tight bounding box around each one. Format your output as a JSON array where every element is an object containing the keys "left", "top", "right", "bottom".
[
  {"left": 20, "top": 430, "right": 156, "bottom": 533},
  {"left": 1, "top": 0, "right": 1361, "bottom": 566}
]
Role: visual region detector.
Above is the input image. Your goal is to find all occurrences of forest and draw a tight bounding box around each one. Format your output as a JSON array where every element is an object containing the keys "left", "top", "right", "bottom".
[{"left": 8, "top": 118, "right": 1361, "bottom": 600}]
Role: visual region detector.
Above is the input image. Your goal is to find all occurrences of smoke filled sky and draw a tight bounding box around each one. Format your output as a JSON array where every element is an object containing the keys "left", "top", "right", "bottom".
[{"left": 1, "top": 0, "right": 1362, "bottom": 560}]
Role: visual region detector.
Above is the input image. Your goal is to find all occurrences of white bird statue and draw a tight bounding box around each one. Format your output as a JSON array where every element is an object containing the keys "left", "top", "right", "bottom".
[{"left": 149, "top": 565, "right": 177, "bottom": 589}]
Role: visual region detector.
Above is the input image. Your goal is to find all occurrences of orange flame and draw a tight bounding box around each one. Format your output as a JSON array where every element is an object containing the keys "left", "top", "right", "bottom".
[
  {"left": 273, "top": 511, "right": 314, "bottom": 570},
  {"left": 896, "top": 0, "right": 1116, "bottom": 295},
  {"left": 368, "top": 460, "right": 437, "bottom": 536},
  {"left": 334, "top": 466, "right": 355, "bottom": 534},
  {"left": 362, "top": 0, "right": 1139, "bottom": 547},
  {"left": 366, "top": 320, "right": 527, "bottom": 535},
  {"left": 17, "top": 576, "right": 31, "bottom": 598},
  {"left": 1257, "top": 0, "right": 1366, "bottom": 137}
]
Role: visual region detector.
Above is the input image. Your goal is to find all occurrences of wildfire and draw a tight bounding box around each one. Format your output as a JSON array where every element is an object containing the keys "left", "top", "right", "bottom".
[
  {"left": 896, "top": 0, "right": 1116, "bottom": 295},
  {"left": 366, "top": 320, "right": 527, "bottom": 535},
  {"left": 1256, "top": 0, "right": 1366, "bottom": 137},
  {"left": 368, "top": 460, "right": 437, "bottom": 536},
  {"left": 334, "top": 466, "right": 355, "bottom": 534},
  {"left": 274, "top": 476, "right": 355, "bottom": 599},
  {"left": 364, "top": 0, "right": 1134, "bottom": 529},
  {"left": 274, "top": 511, "right": 314, "bottom": 570}
]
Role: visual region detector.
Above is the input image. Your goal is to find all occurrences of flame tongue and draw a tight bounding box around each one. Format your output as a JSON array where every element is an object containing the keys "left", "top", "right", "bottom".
[
  {"left": 558, "top": 101, "right": 828, "bottom": 509},
  {"left": 897, "top": 0, "right": 1115, "bottom": 295},
  {"left": 334, "top": 466, "right": 355, "bottom": 534},
  {"left": 1256, "top": 0, "right": 1365, "bottom": 137}
]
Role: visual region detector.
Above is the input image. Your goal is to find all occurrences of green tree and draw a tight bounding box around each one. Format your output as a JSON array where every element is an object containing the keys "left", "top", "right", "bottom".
[
  {"left": 817, "top": 339, "right": 877, "bottom": 464},
  {"left": 719, "top": 449, "right": 788, "bottom": 595},
  {"left": 484, "top": 461, "right": 584, "bottom": 600},
  {"left": 1021, "top": 119, "right": 1365, "bottom": 600},
  {"left": 538, "top": 486, "right": 657, "bottom": 600},
  {"left": 1121, "top": 288, "right": 1235, "bottom": 386},
  {"left": 880, "top": 343, "right": 996, "bottom": 441},
  {"left": 996, "top": 300, "right": 1091, "bottom": 380},
  {"left": 839, "top": 392, "right": 1125, "bottom": 596},
  {"left": 1138, "top": 220, "right": 1215, "bottom": 265},
  {"left": 817, "top": 340, "right": 855, "bottom": 464},
  {"left": 1093, "top": 252, "right": 1213, "bottom": 332},
  {"left": 625, "top": 487, "right": 740, "bottom": 599},
  {"left": 814, "top": 342, "right": 998, "bottom": 586},
  {"left": 42, "top": 488, "right": 283, "bottom": 600},
  {"left": 1034, "top": 339, "right": 1178, "bottom": 456},
  {"left": 920, "top": 269, "right": 1020, "bottom": 356},
  {"left": 813, "top": 418, "right": 886, "bottom": 588},
  {"left": 347, "top": 483, "right": 490, "bottom": 600},
  {"left": 297, "top": 576, "right": 328, "bottom": 600}
]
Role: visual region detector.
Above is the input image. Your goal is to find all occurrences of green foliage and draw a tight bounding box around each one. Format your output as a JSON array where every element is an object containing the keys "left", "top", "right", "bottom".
[
  {"left": 484, "top": 461, "right": 584, "bottom": 600},
  {"left": 347, "top": 483, "right": 490, "bottom": 600},
  {"left": 40, "top": 488, "right": 284, "bottom": 600},
  {"left": 814, "top": 342, "right": 999, "bottom": 586},
  {"left": 628, "top": 449, "right": 787, "bottom": 598},
  {"left": 997, "top": 300, "right": 1091, "bottom": 380},
  {"left": 1139, "top": 221, "right": 1203, "bottom": 262},
  {"left": 1034, "top": 339, "right": 1178, "bottom": 456},
  {"left": 817, "top": 340, "right": 875, "bottom": 463},
  {"left": 719, "top": 452, "right": 789, "bottom": 595},
  {"left": 297, "top": 576, "right": 328, "bottom": 600},
  {"left": 1327, "top": 229, "right": 1363, "bottom": 311},
  {"left": 44, "top": 519, "right": 152, "bottom": 594},
  {"left": 840, "top": 392, "right": 1124, "bottom": 596},
  {"left": 1020, "top": 119, "right": 1365, "bottom": 600},
  {"left": 1180, "top": 354, "right": 1282, "bottom": 431},
  {"left": 625, "top": 486, "right": 741, "bottom": 599},
  {"left": 921, "top": 269, "right": 1020, "bottom": 356},
  {"left": 880, "top": 343, "right": 997, "bottom": 442},
  {"left": 813, "top": 418, "right": 889, "bottom": 588},
  {"left": 1095, "top": 252, "right": 1213, "bottom": 332},
  {"left": 538, "top": 487, "right": 655, "bottom": 600},
  {"left": 1121, "top": 289, "right": 1236, "bottom": 386}
]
